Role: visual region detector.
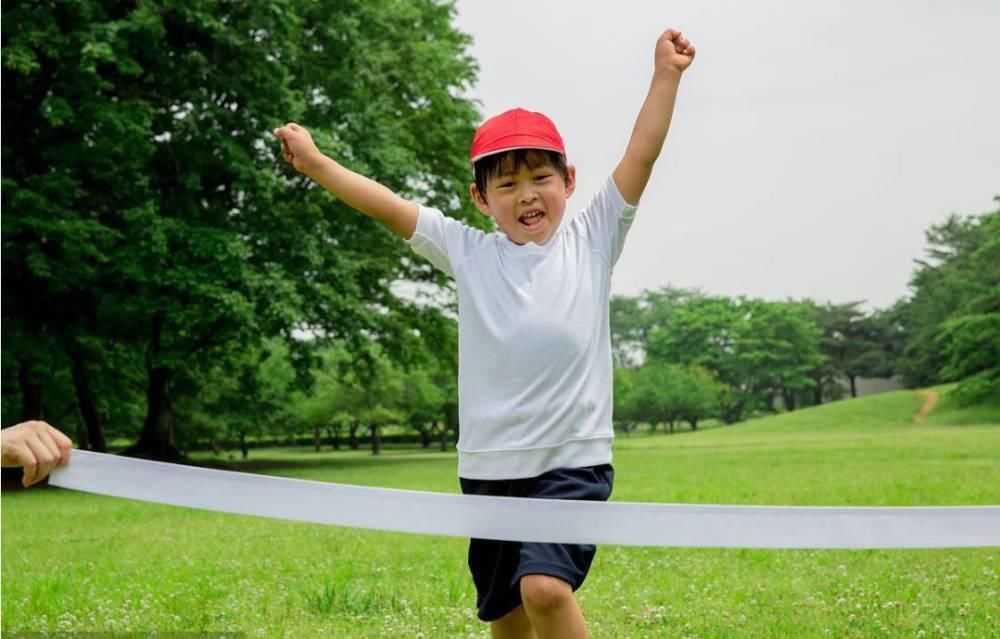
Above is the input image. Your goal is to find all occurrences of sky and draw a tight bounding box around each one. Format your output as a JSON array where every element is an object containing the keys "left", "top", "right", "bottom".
[{"left": 452, "top": 0, "right": 1000, "bottom": 310}]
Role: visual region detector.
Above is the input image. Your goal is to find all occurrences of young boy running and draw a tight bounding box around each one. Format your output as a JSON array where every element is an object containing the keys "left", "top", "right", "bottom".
[{"left": 275, "top": 28, "right": 695, "bottom": 639}]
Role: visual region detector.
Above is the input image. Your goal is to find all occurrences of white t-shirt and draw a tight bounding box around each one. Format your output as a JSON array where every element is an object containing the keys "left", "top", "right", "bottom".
[{"left": 407, "top": 176, "right": 638, "bottom": 479}]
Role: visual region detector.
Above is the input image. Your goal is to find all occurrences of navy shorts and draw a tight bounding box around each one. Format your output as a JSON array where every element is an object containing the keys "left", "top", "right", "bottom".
[{"left": 459, "top": 464, "right": 614, "bottom": 622}]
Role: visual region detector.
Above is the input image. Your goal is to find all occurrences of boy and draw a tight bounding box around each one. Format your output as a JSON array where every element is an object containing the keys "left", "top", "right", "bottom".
[{"left": 275, "top": 28, "right": 695, "bottom": 639}]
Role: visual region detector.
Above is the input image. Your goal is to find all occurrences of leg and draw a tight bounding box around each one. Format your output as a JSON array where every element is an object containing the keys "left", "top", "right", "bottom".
[
  {"left": 519, "top": 574, "right": 587, "bottom": 639},
  {"left": 490, "top": 604, "right": 536, "bottom": 639}
]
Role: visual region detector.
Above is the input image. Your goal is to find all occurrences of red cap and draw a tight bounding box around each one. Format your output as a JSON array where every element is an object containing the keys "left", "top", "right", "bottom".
[{"left": 470, "top": 108, "right": 566, "bottom": 164}]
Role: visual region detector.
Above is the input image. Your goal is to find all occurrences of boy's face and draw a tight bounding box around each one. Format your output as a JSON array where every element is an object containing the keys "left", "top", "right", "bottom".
[{"left": 470, "top": 161, "right": 576, "bottom": 246}]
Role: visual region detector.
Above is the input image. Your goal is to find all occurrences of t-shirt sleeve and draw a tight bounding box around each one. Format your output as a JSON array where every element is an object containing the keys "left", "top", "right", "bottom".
[
  {"left": 573, "top": 175, "right": 639, "bottom": 267},
  {"left": 405, "top": 205, "right": 486, "bottom": 278}
]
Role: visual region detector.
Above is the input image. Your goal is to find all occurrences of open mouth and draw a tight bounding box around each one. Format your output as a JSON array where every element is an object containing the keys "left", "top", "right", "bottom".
[{"left": 518, "top": 208, "right": 545, "bottom": 230}]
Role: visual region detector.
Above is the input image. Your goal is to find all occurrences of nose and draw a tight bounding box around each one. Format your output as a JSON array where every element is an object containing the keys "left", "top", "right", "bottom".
[{"left": 518, "top": 184, "right": 538, "bottom": 204}]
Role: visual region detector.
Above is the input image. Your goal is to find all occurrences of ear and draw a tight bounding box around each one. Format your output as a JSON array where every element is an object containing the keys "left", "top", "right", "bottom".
[
  {"left": 565, "top": 165, "right": 577, "bottom": 198},
  {"left": 469, "top": 182, "right": 492, "bottom": 217}
]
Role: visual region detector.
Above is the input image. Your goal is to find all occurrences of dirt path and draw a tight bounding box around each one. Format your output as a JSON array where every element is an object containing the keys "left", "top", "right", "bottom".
[{"left": 914, "top": 389, "right": 940, "bottom": 423}]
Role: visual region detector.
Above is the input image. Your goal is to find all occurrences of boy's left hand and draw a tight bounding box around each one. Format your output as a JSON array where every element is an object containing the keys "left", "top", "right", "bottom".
[{"left": 655, "top": 29, "right": 696, "bottom": 75}]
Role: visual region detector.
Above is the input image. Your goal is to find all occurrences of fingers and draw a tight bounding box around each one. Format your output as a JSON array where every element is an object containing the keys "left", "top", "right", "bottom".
[
  {"left": 663, "top": 29, "right": 695, "bottom": 57},
  {"left": 43, "top": 423, "right": 71, "bottom": 468},
  {"left": 22, "top": 464, "right": 37, "bottom": 488},
  {"left": 23, "top": 437, "right": 50, "bottom": 487},
  {"left": 32, "top": 428, "right": 62, "bottom": 484},
  {"left": 272, "top": 122, "right": 302, "bottom": 138},
  {"left": 17, "top": 444, "right": 38, "bottom": 487},
  {"left": 49, "top": 424, "right": 73, "bottom": 466},
  {"left": 18, "top": 422, "right": 71, "bottom": 486},
  {"left": 1, "top": 420, "right": 73, "bottom": 486},
  {"left": 273, "top": 123, "right": 303, "bottom": 164}
]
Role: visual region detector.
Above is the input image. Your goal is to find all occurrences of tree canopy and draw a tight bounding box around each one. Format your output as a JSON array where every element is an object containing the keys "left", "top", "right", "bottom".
[{"left": 2, "top": 0, "right": 480, "bottom": 455}]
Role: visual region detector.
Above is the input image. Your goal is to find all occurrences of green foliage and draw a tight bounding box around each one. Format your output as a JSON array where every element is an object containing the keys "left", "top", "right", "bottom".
[
  {"left": 610, "top": 288, "right": 701, "bottom": 368},
  {"left": 807, "top": 301, "right": 898, "bottom": 399},
  {"left": 896, "top": 205, "right": 999, "bottom": 400},
  {"left": 621, "top": 362, "right": 725, "bottom": 431},
  {"left": 612, "top": 366, "right": 637, "bottom": 430},
  {"left": 645, "top": 296, "right": 825, "bottom": 422},
  {"left": 2, "top": 1, "right": 480, "bottom": 451}
]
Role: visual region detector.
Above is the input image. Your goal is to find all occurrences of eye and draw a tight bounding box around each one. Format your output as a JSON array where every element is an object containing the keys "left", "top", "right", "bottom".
[
  {"left": 534, "top": 174, "right": 552, "bottom": 182},
  {"left": 497, "top": 182, "right": 514, "bottom": 189}
]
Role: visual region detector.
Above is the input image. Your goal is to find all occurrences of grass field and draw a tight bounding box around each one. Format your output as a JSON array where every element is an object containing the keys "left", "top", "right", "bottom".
[{"left": 2, "top": 387, "right": 998, "bottom": 638}]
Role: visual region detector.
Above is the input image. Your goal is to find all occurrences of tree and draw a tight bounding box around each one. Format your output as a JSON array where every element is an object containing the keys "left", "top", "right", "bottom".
[
  {"left": 610, "top": 287, "right": 701, "bottom": 367},
  {"left": 2, "top": 1, "right": 483, "bottom": 458},
  {"left": 646, "top": 296, "right": 754, "bottom": 422},
  {"left": 646, "top": 296, "right": 824, "bottom": 421},
  {"left": 627, "top": 362, "right": 724, "bottom": 433},
  {"left": 675, "top": 366, "right": 726, "bottom": 430},
  {"left": 399, "top": 367, "right": 445, "bottom": 448},
  {"left": 896, "top": 204, "right": 999, "bottom": 401},
  {"left": 933, "top": 208, "right": 1000, "bottom": 404},
  {"left": 612, "top": 366, "right": 638, "bottom": 434},
  {"left": 733, "top": 299, "right": 824, "bottom": 411}
]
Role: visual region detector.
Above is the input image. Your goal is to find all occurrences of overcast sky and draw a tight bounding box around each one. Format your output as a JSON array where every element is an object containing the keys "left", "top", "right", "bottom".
[{"left": 452, "top": 0, "right": 1000, "bottom": 310}]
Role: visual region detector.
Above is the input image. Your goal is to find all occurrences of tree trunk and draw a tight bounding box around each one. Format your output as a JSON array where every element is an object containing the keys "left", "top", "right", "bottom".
[
  {"left": 130, "top": 314, "right": 182, "bottom": 461},
  {"left": 239, "top": 430, "right": 248, "bottom": 459},
  {"left": 131, "top": 366, "right": 182, "bottom": 460},
  {"left": 18, "top": 360, "right": 43, "bottom": 420},
  {"left": 439, "top": 421, "right": 448, "bottom": 451},
  {"left": 349, "top": 422, "right": 360, "bottom": 450},
  {"left": 688, "top": 418, "right": 698, "bottom": 431},
  {"left": 783, "top": 390, "right": 797, "bottom": 411},
  {"left": 313, "top": 425, "right": 321, "bottom": 452},
  {"left": 76, "top": 418, "right": 91, "bottom": 450},
  {"left": 370, "top": 423, "right": 381, "bottom": 456},
  {"left": 71, "top": 349, "right": 106, "bottom": 452},
  {"left": 444, "top": 403, "right": 459, "bottom": 446},
  {"left": 327, "top": 425, "right": 340, "bottom": 451},
  {"left": 849, "top": 375, "right": 858, "bottom": 398}
]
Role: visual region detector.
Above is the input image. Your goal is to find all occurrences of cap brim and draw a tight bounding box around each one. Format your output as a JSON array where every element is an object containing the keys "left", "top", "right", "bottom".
[{"left": 470, "top": 143, "right": 565, "bottom": 165}]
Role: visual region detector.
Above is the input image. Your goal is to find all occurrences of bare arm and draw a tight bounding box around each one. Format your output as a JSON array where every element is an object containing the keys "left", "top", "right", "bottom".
[
  {"left": 613, "top": 29, "right": 696, "bottom": 206},
  {"left": 273, "top": 123, "right": 418, "bottom": 240}
]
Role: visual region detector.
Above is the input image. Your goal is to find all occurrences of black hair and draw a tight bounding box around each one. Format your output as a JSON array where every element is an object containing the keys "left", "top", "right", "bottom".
[{"left": 473, "top": 149, "right": 569, "bottom": 203}]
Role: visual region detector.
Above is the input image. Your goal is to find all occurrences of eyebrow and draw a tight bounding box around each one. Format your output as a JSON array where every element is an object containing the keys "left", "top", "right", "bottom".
[{"left": 496, "top": 166, "right": 548, "bottom": 179}]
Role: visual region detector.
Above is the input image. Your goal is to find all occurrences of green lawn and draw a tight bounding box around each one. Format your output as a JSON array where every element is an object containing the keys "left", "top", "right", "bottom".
[{"left": 3, "top": 387, "right": 998, "bottom": 637}]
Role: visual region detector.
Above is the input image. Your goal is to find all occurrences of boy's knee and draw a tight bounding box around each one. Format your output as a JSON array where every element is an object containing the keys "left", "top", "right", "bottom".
[{"left": 520, "top": 574, "right": 573, "bottom": 616}]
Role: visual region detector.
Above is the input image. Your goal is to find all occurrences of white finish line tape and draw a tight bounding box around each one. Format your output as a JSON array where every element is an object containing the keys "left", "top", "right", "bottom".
[{"left": 49, "top": 450, "right": 1000, "bottom": 549}]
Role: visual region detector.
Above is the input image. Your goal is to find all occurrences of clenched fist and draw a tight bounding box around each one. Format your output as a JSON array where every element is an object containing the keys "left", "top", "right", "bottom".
[
  {"left": 655, "top": 29, "right": 696, "bottom": 75},
  {"left": 273, "top": 122, "right": 323, "bottom": 175}
]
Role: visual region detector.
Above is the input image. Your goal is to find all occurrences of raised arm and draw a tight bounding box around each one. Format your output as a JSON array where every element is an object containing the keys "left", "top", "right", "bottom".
[
  {"left": 273, "top": 123, "right": 418, "bottom": 240},
  {"left": 613, "top": 29, "right": 696, "bottom": 206}
]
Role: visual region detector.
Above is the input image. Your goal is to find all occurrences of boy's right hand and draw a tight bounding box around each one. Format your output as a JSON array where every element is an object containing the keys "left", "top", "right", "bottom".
[{"left": 273, "top": 123, "right": 323, "bottom": 175}]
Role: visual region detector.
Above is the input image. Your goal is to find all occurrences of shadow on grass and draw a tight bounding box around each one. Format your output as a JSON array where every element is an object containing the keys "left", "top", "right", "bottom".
[{"left": 196, "top": 448, "right": 455, "bottom": 475}]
